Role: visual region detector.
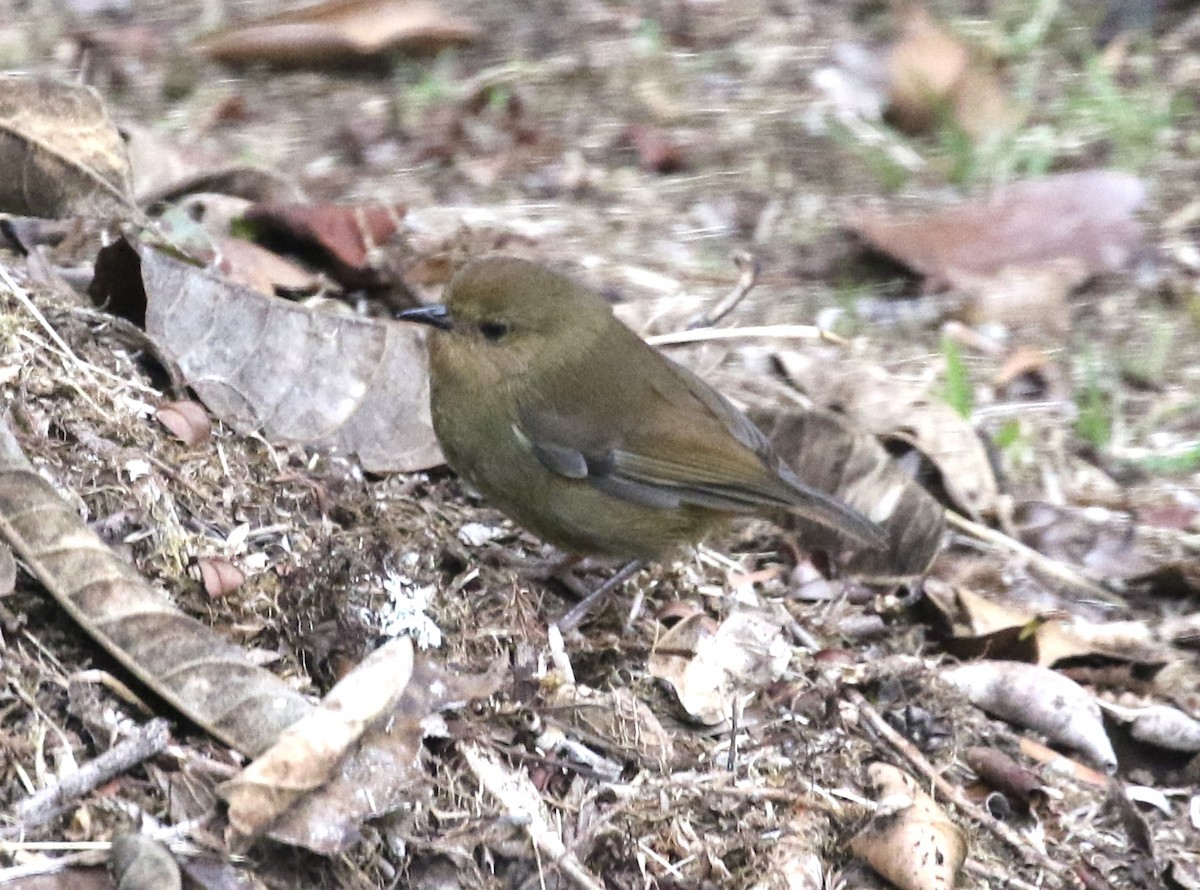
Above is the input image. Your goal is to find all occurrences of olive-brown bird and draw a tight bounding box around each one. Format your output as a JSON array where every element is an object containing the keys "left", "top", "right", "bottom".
[{"left": 398, "top": 257, "right": 883, "bottom": 618}]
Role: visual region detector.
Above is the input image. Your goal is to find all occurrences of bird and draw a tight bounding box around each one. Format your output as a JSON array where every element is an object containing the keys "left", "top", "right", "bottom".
[{"left": 397, "top": 256, "right": 885, "bottom": 627}]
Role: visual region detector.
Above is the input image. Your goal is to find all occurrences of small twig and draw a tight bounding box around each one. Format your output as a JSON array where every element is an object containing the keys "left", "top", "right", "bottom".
[
  {"left": 687, "top": 252, "right": 761, "bottom": 329},
  {"left": 844, "top": 688, "right": 1071, "bottom": 884},
  {"left": 646, "top": 324, "right": 847, "bottom": 348},
  {"left": 556, "top": 559, "right": 645, "bottom": 633},
  {"left": 11, "top": 718, "right": 171, "bottom": 830},
  {"left": 944, "top": 510, "right": 1126, "bottom": 606}
]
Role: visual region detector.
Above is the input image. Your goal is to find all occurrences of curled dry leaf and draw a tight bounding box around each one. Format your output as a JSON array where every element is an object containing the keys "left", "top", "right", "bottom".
[
  {"left": 964, "top": 747, "right": 1045, "bottom": 811},
  {"left": 848, "top": 171, "right": 1146, "bottom": 311},
  {"left": 110, "top": 833, "right": 182, "bottom": 890},
  {"left": 265, "top": 655, "right": 505, "bottom": 853},
  {"left": 750, "top": 408, "right": 945, "bottom": 581},
  {"left": 155, "top": 399, "right": 211, "bottom": 446},
  {"left": 648, "top": 607, "right": 790, "bottom": 725},
  {"left": 1102, "top": 702, "right": 1200, "bottom": 754},
  {"left": 775, "top": 352, "right": 996, "bottom": 517},
  {"left": 0, "top": 415, "right": 312, "bottom": 757},
  {"left": 222, "top": 636, "right": 414, "bottom": 837},
  {"left": 944, "top": 660, "right": 1117, "bottom": 772},
  {"left": 850, "top": 762, "right": 967, "bottom": 890},
  {"left": 196, "top": 0, "right": 480, "bottom": 68},
  {"left": 922, "top": 579, "right": 1171, "bottom": 667},
  {"left": 89, "top": 238, "right": 443, "bottom": 473},
  {"left": 0, "top": 74, "right": 134, "bottom": 218},
  {"left": 194, "top": 556, "right": 245, "bottom": 599}
]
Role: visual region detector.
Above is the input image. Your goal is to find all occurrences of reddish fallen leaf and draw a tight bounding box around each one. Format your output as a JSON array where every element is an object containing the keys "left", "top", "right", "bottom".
[
  {"left": 156, "top": 399, "right": 212, "bottom": 446},
  {"left": 195, "top": 557, "right": 246, "bottom": 598},
  {"left": 243, "top": 202, "right": 406, "bottom": 288},
  {"left": 848, "top": 171, "right": 1146, "bottom": 289},
  {"left": 196, "top": 0, "right": 479, "bottom": 68},
  {"left": 618, "top": 124, "right": 688, "bottom": 174}
]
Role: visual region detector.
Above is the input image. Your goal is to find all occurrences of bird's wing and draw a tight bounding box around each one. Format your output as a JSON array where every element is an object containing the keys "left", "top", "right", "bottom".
[{"left": 515, "top": 331, "right": 884, "bottom": 545}]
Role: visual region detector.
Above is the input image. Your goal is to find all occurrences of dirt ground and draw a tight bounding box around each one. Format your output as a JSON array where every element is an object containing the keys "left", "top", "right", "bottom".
[{"left": 1, "top": 0, "right": 1199, "bottom": 888}]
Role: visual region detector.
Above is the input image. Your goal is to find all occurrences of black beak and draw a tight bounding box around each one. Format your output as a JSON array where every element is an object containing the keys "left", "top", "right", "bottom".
[{"left": 396, "top": 304, "right": 453, "bottom": 331}]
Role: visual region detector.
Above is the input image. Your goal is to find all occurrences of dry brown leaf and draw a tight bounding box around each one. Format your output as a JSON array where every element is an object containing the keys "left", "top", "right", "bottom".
[
  {"left": 196, "top": 0, "right": 480, "bottom": 68},
  {"left": 212, "top": 236, "right": 322, "bottom": 295},
  {"left": 774, "top": 352, "right": 997, "bottom": 517},
  {"left": 0, "top": 74, "right": 134, "bottom": 218},
  {"left": 242, "top": 202, "right": 407, "bottom": 289},
  {"left": 848, "top": 171, "right": 1146, "bottom": 297},
  {"left": 0, "top": 415, "right": 313, "bottom": 758},
  {"left": 648, "top": 607, "right": 790, "bottom": 725},
  {"left": 156, "top": 399, "right": 211, "bottom": 446},
  {"left": 750, "top": 408, "right": 945, "bottom": 581},
  {"left": 222, "top": 636, "right": 415, "bottom": 837},
  {"left": 850, "top": 762, "right": 967, "bottom": 890},
  {"left": 123, "top": 123, "right": 304, "bottom": 207},
  {"left": 547, "top": 683, "right": 675, "bottom": 770},
  {"left": 944, "top": 660, "right": 1118, "bottom": 771},
  {"left": 266, "top": 656, "right": 506, "bottom": 852},
  {"left": 88, "top": 238, "right": 443, "bottom": 473},
  {"left": 922, "top": 579, "right": 1170, "bottom": 667},
  {"left": 195, "top": 556, "right": 246, "bottom": 599},
  {"left": 886, "top": 6, "right": 1015, "bottom": 140}
]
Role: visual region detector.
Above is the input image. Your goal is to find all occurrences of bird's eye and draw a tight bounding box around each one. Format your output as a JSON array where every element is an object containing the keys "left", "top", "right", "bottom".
[{"left": 478, "top": 321, "right": 509, "bottom": 342}]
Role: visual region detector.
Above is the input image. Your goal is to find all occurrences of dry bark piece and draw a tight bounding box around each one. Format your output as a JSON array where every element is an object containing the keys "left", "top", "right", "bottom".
[
  {"left": 242, "top": 202, "right": 407, "bottom": 289},
  {"left": 648, "top": 607, "right": 790, "bottom": 725},
  {"left": 944, "top": 660, "right": 1118, "bottom": 772},
  {"left": 0, "top": 415, "right": 313, "bottom": 757},
  {"left": 751, "top": 408, "right": 945, "bottom": 581},
  {"left": 88, "top": 238, "right": 443, "bottom": 473},
  {"left": 110, "top": 833, "right": 182, "bottom": 890},
  {"left": 0, "top": 74, "right": 134, "bottom": 218},
  {"left": 196, "top": 0, "right": 480, "bottom": 68},
  {"left": 155, "top": 399, "right": 211, "bottom": 446},
  {"left": 774, "top": 352, "right": 997, "bottom": 517},
  {"left": 850, "top": 762, "right": 967, "bottom": 890}
]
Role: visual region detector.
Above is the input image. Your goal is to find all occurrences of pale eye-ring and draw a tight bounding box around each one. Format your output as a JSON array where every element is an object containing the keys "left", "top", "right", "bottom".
[{"left": 479, "top": 321, "right": 509, "bottom": 342}]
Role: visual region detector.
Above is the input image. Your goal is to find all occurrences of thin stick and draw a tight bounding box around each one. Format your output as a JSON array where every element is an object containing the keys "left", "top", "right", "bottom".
[
  {"left": 11, "top": 718, "right": 171, "bottom": 830},
  {"left": 687, "top": 252, "right": 761, "bottom": 329},
  {"left": 944, "top": 510, "right": 1126, "bottom": 606},
  {"left": 844, "top": 689, "right": 1070, "bottom": 883},
  {"left": 556, "top": 559, "right": 645, "bottom": 633},
  {"left": 646, "top": 324, "right": 847, "bottom": 348}
]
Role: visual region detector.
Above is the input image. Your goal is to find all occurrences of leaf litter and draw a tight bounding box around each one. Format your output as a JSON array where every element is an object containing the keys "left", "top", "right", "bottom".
[{"left": 0, "top": 2, "right": 1199, "bottom": 890}]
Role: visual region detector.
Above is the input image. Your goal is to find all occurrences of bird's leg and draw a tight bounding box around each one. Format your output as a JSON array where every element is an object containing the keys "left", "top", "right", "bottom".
[{"left": 555, "top": 559, "right": 646, "bottom": 632}]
